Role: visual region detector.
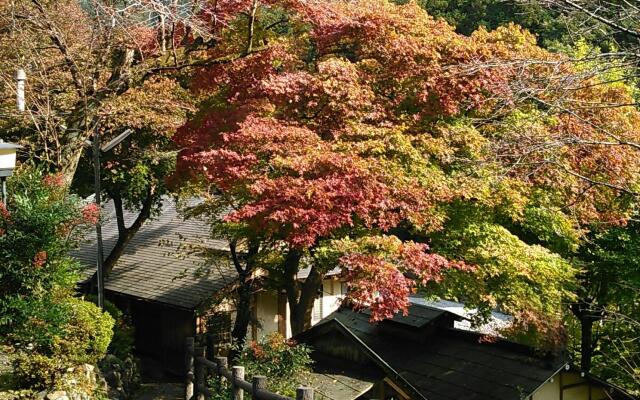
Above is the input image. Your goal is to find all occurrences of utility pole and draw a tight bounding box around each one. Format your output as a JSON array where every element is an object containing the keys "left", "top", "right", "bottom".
[
  {"left": 93, "top": 123, "right": 105, "bottom": 309},
  {"left": 91, "top": 126, "right": 132, "bottom": 310}
]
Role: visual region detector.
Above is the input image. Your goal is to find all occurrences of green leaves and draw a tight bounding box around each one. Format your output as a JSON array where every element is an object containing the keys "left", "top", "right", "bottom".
[
  {"left": 431, "top": 219, "right": 577, "bottom": 348},
  {"left": 0, "top": 169, "right": 114, "bottom": 389}
]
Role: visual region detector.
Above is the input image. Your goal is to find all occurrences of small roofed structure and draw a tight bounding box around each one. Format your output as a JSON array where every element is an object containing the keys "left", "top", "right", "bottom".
[
  {"left": 74, "top": 198, "right": 236, "bottom": 375},
  {"left": 296, "top": 304, "right": 636, "bottom": 400},
  {"left": 73, "top": 197, "right": 346, "bottom": 375},
  {"left": 74, "top": 198, "right": 234, "bottom": 309}
]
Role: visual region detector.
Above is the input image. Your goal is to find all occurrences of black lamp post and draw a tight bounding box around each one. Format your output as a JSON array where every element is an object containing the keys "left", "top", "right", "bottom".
[{"left": 91, "top": 125, "right": 133, "bottom": 309}]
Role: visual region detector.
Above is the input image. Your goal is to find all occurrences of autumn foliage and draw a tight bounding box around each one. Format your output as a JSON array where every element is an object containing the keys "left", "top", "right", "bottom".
[{"left": 174, "top": 0, "right": 640, "bottom": 340}]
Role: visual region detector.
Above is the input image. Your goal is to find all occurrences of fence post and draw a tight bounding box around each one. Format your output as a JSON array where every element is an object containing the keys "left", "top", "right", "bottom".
[
  {"left": 252, "top": 376, "right": 267, "bottom": 398},
  {"left": 215, "top": 356, "right": 228, "bottom": 383},
  {"left": 231, "top": 366, "right": 245, "bottom": 400},
  {"left": 185, "top": 337, "right": 195, "bottom": 400},
  {"left": 195, "top": 346, "right": 206, "bottom": 400},
  {"left": 296, "top": 387, "right": 313, "bottom": 400}
]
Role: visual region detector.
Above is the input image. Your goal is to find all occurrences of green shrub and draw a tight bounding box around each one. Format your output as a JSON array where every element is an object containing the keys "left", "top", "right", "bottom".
[
  {"left": 231, "top": 333, "right": 313, "bottom": 397},
  {"left": 0, "top": 169, "right": 94, "bottom": 340},
  {"left": 85, "top": 296, "right": 135, "bottom": 360},
  {"left": 0, "top": 170, "right": 114, "bottom": 391},
  {"left": 10, "top": 298, "right": 113, "bottom": 389},
  {"left": 11, "top": 353, "right": 64, "bottom": 389},
  {"left": 54, "top": 298, "right": 114, "bottom": 365},
  {"left": 0, "top": 389, "right": 35, "bottom": 400}
]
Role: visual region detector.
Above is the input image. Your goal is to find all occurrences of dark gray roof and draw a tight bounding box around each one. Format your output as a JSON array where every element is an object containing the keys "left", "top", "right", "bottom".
[
  {"left": 73, "top": 197, "right": 236, "bottom": 309},
  {"left": 298, "top": 305, "right": 568, "bottom": 400}
]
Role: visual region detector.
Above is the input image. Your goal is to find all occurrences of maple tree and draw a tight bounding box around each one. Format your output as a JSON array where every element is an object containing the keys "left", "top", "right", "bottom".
[
  {"left": 411, "top": 0, "right": 640, "bottom": 389},
  {"left": 173, "top": 0, "right": 638, "bottom": 342}
]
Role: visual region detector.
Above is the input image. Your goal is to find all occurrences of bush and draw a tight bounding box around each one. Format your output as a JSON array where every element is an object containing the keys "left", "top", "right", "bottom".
[
  {"left": 0, "top": 169, "right": 94, "bottom": 339},
  {"left": 0, "top": 169, "right": 114, "bottom": 391},
  {"left": 230, "top": 333, "right": 313, "bottom": 397},
  {"left": 54, "top": 298, "right": 114, "bottom": 365},
  {"left": 11, "top": 353, "right": 64, "bottom": 389},
  {"left": 85, "top": 296, "right": 135, "bottom": 360},
  {"left": 0, "top": 389, "right": 35, "bottom": 400},
  {"left": 11, "top": 298, "right": 114, "bottom": 389}
]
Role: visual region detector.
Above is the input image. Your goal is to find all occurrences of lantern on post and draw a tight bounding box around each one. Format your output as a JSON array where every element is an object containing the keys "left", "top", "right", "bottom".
[{"left": 0, "top": 140, "right": 21, "bottom": 204}]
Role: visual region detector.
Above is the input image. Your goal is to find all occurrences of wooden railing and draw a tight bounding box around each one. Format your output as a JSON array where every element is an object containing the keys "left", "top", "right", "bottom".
[{"left": 185, "top": 337, "right": 314, "bottom": 400}]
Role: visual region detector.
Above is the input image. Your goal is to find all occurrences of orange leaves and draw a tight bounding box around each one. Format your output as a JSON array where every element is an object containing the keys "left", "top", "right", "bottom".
[
  {"left": 0, "top": 201, "right": 10, "bottom": 222},
  {"left": 33, "top": 251, "right": 48, "bottom": 269},
  {"left": 178, "top": 112, "right": 432, "bottom": 247},
  {"left": 176, "top": 0, "right": 534, "bottom": 248},
  {"left": 173, "top": 0, "right": 640, "bottom": 329},
  {"left": 81, "top": 203, "right": 100, "bottom": 226},
  {"left": 261, "top": 58, "right": 375, "bottom": 135}
]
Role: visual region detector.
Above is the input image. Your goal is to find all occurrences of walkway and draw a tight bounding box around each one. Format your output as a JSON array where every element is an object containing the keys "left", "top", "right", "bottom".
[{"left": 133, "top": 383, "right": 183, "bottom": 400}]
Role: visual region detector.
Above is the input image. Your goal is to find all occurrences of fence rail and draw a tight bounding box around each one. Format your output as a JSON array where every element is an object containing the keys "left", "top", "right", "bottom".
[{"left": 185, "top": 337, "right": 314, "bottom": 400}]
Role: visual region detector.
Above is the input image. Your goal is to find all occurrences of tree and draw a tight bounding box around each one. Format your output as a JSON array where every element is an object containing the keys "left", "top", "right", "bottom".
[
  {"left": 0, "top": 0, "right": 223, "bottom": 178},
  {"left": 405, "top": 0, "right": 570, "bottom": 47},
  {"left": 566, "top": 222, "right": 640, "bottom": 391},
  {"left": 0, "top": 0, "right": 208, "bottom": 278},
  {"left": 532, "top": 0, "right": 640, "bottom": 54},
  {"left": 173, "top": 0, "right": 640, "bottom": 344},
  {"left": 74, "top": 76, "right": 194, "bottom": 276}
]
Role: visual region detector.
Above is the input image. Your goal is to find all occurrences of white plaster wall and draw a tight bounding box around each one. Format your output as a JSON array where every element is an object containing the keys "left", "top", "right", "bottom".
[
  {"left": 255, "top": 278, "right": 345, "bottom": 339},
  {"left": 321, "top": 279, "right": 344, "bottom": 318},
  {"left": 255, "top": 291, "right": 279, "bottom": 339},
  {"left": 531, "top": 372, "right": 610, "bottom": 400},
  {"left": 532, "top": 378, "right": 560, "bottom": 400}
]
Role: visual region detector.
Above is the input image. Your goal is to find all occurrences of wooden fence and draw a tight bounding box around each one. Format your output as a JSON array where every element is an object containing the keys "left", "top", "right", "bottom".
[{"left": 185, "top": 337, "right": 314, "bottom": 400}]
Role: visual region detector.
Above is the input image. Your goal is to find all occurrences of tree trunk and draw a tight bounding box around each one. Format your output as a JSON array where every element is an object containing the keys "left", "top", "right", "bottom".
[
  {"left": 580, "top": 315, "right": 594, "bottom": 372},
  {"left": 231, "top": 277, "right": 253, "bottom": 347},
  {"left": 282, "top": 249, "right": 323, "bottom": 336},
  {"left": 102, "top": 188, "right": 154, "bottom": 275},
  {"left": 228, "top": 240, "right": 259, "bottom": 360},
  {"left": 571, "top": 300, "right": 601, "bottom": 373},
  {"left": 81, "top": 187, "right": 155, "bottom": 294}
]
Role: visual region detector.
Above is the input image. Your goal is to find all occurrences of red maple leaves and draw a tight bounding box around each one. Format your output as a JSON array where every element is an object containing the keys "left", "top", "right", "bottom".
[
  {"left": 173, "top": 0, "right": 640, "bottom": 325},
  {"left": 340, "top": 237, "right": 472, "bottom": 320}
]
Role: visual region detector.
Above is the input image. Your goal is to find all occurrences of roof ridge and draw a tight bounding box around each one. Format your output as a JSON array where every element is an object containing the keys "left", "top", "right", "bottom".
[{"left": 303, "top": 318, "right": 429, "bottom": 400}]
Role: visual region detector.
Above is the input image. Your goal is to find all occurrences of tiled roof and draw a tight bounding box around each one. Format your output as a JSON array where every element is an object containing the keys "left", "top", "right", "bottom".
[
  {"left": 73, "top": 197, "right": 236, "bottom": 309},
  {"left": 300, "top": 305, "right": 568, "bottom": 400}
]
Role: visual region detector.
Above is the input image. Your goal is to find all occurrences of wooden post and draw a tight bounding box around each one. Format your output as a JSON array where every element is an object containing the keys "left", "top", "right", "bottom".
[
  {"left": 185, "top": 337, "right": 195, "bottom": 400},
  {"left": 296, "top": 387, "right": 313, "bottom": 400},
  {"left": 252, "top": 376, "right": 267, "bottom": 398},
  {"left": 215, "top": 356, "right": 228, "bottom": 382},
  {"left": 195, "top": 347, "right": 206, "bottom": 400},
  {"left": 232, "top": 366, "right": 245, "bottom": 400}
]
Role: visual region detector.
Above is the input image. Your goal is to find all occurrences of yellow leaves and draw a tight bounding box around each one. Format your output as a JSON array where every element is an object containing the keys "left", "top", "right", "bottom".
[
  {"left": 433, "top": 220, "right": 577, "bottom": 348},
  {"left": 418, "top": 121, "right": 489, "bottom": 164},
  {"left": 472, "top": 23, "right": 546, "bottom": 59},
  {"left": 100, "top": 77, "right": 194, "bottom": 136}
]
